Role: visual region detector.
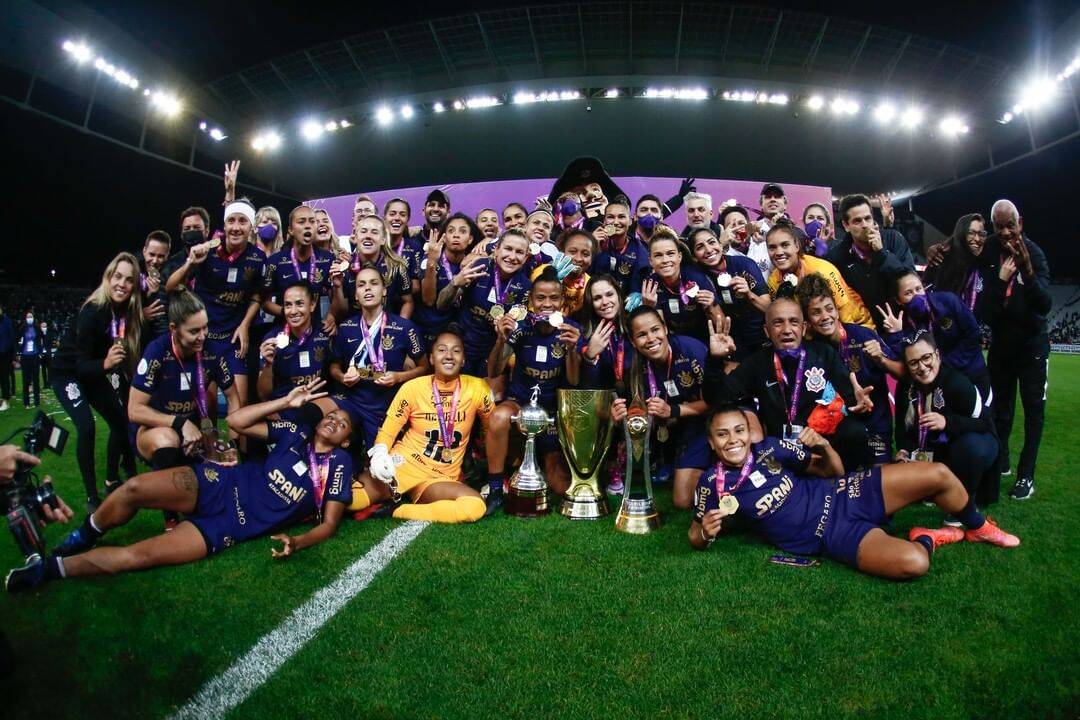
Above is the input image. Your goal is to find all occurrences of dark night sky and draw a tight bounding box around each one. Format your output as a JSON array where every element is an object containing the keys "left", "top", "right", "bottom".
[{"left": 5, "top": 1, "right": 1080, "bottom": 285}]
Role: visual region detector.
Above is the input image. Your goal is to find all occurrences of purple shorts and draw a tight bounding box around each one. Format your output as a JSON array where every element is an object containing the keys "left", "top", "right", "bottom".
[
  {"left": 205, "top": 337, "right": 247, "bottom": 377},
  {"left": 187, "top": 464, "right": 248, "bottom": 556},
  {"left": 820, "top": 467, "right": 889, "bottom": 568}
]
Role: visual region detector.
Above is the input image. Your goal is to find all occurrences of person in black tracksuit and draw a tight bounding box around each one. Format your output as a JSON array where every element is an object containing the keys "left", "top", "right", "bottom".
[
  {"left": 897, "top": 332, "right": 998, "bottom": 511},
  {"left": 51, "top": 253, "right": 144, "bottom": 511},
  {"left": 704, "top": 293, "right": 874, "bottom": 471},
  {"left": 17, "top": 314, "right": 41, "bottom": 407},
  {"left": 980, "top": 201, "right": 1052, "bottom": 500}
]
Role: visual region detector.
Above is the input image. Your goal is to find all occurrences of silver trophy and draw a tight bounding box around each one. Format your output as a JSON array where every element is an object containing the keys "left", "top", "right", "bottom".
[
  {"left": 506, "top": 385, "right": 553, "bottom": 517},
  {"left": 615, "top": 402, "right": 661, "bottom": 533}
]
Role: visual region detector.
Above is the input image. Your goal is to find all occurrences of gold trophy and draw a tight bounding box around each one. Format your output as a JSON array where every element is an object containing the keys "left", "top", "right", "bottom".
[
  {"left": 556, "top": 389, "right": 616, "bottom": 519},
  {"left": 506, "top": 385, "right": 553, "bottom": 517},
  {"left": 615, "top": 403, "right": 661, "bottom": 533}
]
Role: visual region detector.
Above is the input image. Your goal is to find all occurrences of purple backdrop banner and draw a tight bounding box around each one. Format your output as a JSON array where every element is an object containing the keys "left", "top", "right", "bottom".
[{"left": 309, "top": 176, "right": 832, "bottom": 236}]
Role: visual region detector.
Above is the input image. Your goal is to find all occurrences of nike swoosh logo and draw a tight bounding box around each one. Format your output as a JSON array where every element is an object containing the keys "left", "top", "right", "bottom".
[
  {"left": 71, "top": 400, "right": 84, "bottom": 408},
  {"left": 766, "top": 381, "right": 779, "bottom": 387},
  {"left": 346, "top": 338, "right": 359, "bottom": 343}
]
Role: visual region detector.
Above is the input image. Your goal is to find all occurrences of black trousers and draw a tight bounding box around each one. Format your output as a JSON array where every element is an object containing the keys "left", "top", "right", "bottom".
[
  {"left": 20, "top": 356, "right": 40, "bottom": 406},
  {"left": 51, "top": 375, "right": 136, "bottom": 499},
  {"left": 0, "top": 352, "right": 11, "bottom": 399},
  {"left": 990, "top": 347, "right": 1048, "bottom": 481}
]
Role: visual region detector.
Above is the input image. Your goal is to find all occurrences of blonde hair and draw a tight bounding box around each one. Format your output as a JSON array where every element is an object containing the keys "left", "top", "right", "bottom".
[
  {"left": 84, "top": 252, "right": 144, "bottom": 375},
  {"left": 355, "top": 214, "right": 408, "bottom": 283},
  {"left": 314, "top": 209, "right": 343, "bottom": 252},
  {"left": 256, "top": 205, "right": 284, "bottom": 253}
]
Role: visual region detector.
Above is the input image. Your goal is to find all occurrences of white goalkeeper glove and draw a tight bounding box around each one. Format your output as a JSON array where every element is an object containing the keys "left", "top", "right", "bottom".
[{"left": 367, "top": 443, "right": 397, "bottom": 484}]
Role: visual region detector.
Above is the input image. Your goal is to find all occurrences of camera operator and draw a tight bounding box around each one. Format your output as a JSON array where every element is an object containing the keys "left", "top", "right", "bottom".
[{"left": 0, "top": 446, "right": 73, "bottom": 521}]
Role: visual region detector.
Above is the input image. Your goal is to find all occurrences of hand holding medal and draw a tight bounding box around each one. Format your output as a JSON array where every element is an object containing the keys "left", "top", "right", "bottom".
[
  {"left": 259, "top": 338, "right": 278, "bottom": 365},
  {"left": 493, "top": 313, "right": 517, "bottom": 339}
]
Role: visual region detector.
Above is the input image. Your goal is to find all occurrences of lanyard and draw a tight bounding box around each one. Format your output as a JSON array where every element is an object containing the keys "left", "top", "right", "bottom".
[
  {"left": 290, "top": 246, "right": 314, "bottom": 284},
  {"left": 610, "top": 332, "right": 625, "bottom": 382},
  {"left": 307, "top": 444, "right": 331, "bottom": 520},
  {"left": 772, "top": 349, "right": 807, "bottom": 426},
  {"left": 170, "top": 338, "right": 208, "bottom": 418},
  {"left": 492, "top": 265, "right": 510, "bottom": 305},
  {"left": 432, "top": 378, "right": 461, "bottom": 456},
  {"left": 357, "top": 312, "right": 385, "bottom": 372},
  {"left": 645, "top": 348, "right": 674, "bottom": 398},
  {"left": 916, "top": 390, "right": 930, "bottom": 449},
  {"left": 109, "top": 312, "right": 126, "bottom": 342},
  {"left": 715, "top": 452, "right": 754, "bottom": 495},
  {"left": 218, "top": 242, "right": 245, "bottom": 263}
]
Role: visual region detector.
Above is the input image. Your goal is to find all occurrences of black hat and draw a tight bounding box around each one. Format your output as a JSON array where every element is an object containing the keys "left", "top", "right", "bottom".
[
  {"left": 425, "top": 189, "right": 450, "bottom": 206},
  {"left": 760, "top": 183, "right": 785, "bottom": 197},
  {"left": 548, "top": 156, "right": 626, "bottom": 206}
]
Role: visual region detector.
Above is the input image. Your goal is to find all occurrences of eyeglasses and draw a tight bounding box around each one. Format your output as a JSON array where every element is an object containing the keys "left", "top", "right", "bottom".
[
  {"left": 966, "top": 230, "right": 988, "bottom": 238},
  {"left": 905, "top": 352, "right": 937, "bottom": 370}
]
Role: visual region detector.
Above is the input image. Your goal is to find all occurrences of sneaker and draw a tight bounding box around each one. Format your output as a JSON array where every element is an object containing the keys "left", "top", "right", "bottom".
[
  {"left": 5, "top": 554, "right": 45, "bottom": 593},
  {"left": 1008, "top": 477, "right": 1034, "bottom": 501},
  {"left": 0, "top": 400, "right": 9, "bottom": 411},
  {"left": 1000, "top": 468, "right": 1012, "bottom": 477},
  {"left": 484, "top": 489, "right": 504, "bottom": 517},
  {"left": 943, "top": 516, "right": 964, "bottom": 528},
  {"left": 103, "top": 480, "right": 123, "bottom": 496},
  {"left": 908, "top": 526, "right": 965, "bottom": 550},
  {"left": 86, "top": 495, "right": 102, "bottom": 514},
  {"left": 53, "top": 525, "right": 96, "bottom": 557},
  {"left": 965, "top": 517, "right": 1020, "bottom": 548}
]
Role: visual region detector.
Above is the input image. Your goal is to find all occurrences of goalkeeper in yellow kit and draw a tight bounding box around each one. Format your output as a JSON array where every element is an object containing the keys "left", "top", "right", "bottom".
[{"left": 352, "top": 330, "right": 493, "bottom": 523}]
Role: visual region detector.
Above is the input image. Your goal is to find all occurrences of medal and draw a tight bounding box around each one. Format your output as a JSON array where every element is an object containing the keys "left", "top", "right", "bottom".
[
  {"left": 432, "top": 377, "right": 461, "bottom": 464},
  {"left": 275, "top": 332, "right": 290, "bottom": 350},
  {"left": 508, "top": 305, "right": 528, "bottom": 321},
  {"left": 206, "top": 236, "right": 221, "bottom": 249},
  {"left": 717, "top": 273, "right": 732, "bottom": 288},
  {"left": 441, "top": 447, "right": 452, "bottom": 462},
  {"left": 358, "top": 312, "right": 386, "bottom": 373},
  {"left": 913, "top": 449, "right": 934, "bottom": 462},
  {"left": 715, "top": 452, "right": 753, "bottom": 515},
  {"left": 547, "top": 311, "right": 564, "bottom": 327},
  {"left": 719, "top": 494, "right": 739, "bottom": 515},
  {"left": 172, "top": 338, "right": 209, "bottom": 429},
  {"left": 200, "top": 417, "right": 214, "bottom": 434},
  {"left": 489, "top": 305, "right": 505, "bottom": 320}
]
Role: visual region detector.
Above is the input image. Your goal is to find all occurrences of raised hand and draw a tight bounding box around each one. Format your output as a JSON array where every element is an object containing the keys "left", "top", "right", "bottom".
[
  {"left": 259, "top": 338, "right": 277, "bottom": 365},
  {"left": 557, "top": 323, "right": 580, "bottom": 348},
  {"left": 797, "top": 426, "right": 829, "bottom": 450},
  {"left": 641, "top": 279, "right": 659, "bottom": 307},
  {"left": 103, "top": 343, "right": 126, "bottom": 370},
  {"left": 925, "top": 242, "right": 950, "bottom": 268},
  {"left": 999, "top": 255, "right": 1017, "bottom": 283},
  {"left": 861, "top": 339, "right": 885, "bottom": 361},
  {"left": 585, "top": 319, "right": 615, "bottom": 360},
  {"left": 322, "top": 313, "right": 337, "bottom": 335},
  {"left": 142, "top": 299, "right": 165, "bottom": 322},
  {"left": 847, "top": 372, "right": 874, "bottom": 414},
  {"left": 695, "top": 288, "right": 716, "bottom": 307},
  {"left": 875, "top": 304, "right": 904, "bottom": 334},
  {"left": 223, "top": 160, "right": 240, "bottom": 204},
  {"left": 426, "top": 228, "right": 443, "bottom": 262},
  {"left": 286, "top": 378, "right": 328, "bottom": 408},
  {"left": 452, "top": 256, "right": 487, "bottom": 288},
  {"left": 646, "top": 396, "right": 672, "bottom": 418},
  {"left": 866, "top": 223, "right": 883, "bottom": 253},
  {"left": 876, "top": 194, "right": 894, "bottom": 227},
  {"left": 707, "top": 316, "right": 736, "bottom": 358},
  {"left": 729, "top": 275, "right": 751, "bottom": 299},
  {"left": 679, "top": 177, "right": 697, "bottom": 197},
  {"left": 494, "top": 313, "right": 517, "bottom": 339}
]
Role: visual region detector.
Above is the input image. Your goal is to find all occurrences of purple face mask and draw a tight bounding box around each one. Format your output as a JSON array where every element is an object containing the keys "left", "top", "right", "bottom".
[
  {"left": 257, "top": 224, "right": 278, "bottom": 242},
  {"left": 805, "top": 220, "right": 824, "bottom": 238},
  {"left": 905, "top": 293, "right": 930, "bottom": 317},
  {"left": 560, "top": 198, "right": 579, "bottom": 217},
  {"left": 637, "top": 213, "right": 658, "bottom": 233}
]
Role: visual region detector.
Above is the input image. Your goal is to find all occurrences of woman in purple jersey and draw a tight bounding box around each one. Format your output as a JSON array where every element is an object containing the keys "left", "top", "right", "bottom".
[{"left": 688, "top": 406, "right": 1020, "bottom": 580}]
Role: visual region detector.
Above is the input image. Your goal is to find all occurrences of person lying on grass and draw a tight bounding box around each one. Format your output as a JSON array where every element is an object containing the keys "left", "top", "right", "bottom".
[
  {"left": 688, "top": 404, "right": 1020, "bottom": 580},
  {"left": 6, "top": 380, "right": 353, "bottom": 592}
]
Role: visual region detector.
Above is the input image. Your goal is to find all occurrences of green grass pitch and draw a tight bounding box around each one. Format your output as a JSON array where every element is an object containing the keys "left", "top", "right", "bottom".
[{"left": 0, "top": 356, "right": 1077, "bottom": 719}]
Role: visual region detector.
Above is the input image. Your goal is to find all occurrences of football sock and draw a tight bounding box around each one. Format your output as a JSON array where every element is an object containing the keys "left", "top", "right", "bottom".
[
  {"left": 392, "top": 497, "right": 486, "bottom": 524},
  {"left": 956, "top": 502, "right": 986, "bottom": 531},
  {"left": 44, "top": 556, "right": 65, "bottom": 580},
  {"left": 150, "top": 447, "right": 184, "bottom": 471},
  {"left": 487, "top": 473, "right": 505, "bottom": 493},
  {"left": 84, "top": 514, "right": 103, "bottom": 540},
  {"left": 912, "top": 534, "right": 935, "bottom": 557}
]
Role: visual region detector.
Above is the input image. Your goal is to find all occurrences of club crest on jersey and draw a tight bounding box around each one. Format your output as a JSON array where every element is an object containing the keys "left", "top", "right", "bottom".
[
  {"left": 382, "top": 335, "right": 395, "bottom": 350},
  {"left": 204, "top": 468, "right": 219, "bottom": 482},
  {"left": 847, "top": 355, "right": 862, "bottom": 373},
  {"left": 678, "top": 370, "right": 694, "bottom": 388},
  {"left": 933, "top": 388, "right": 945, "bottom": 409},
  {"left": 618, "top": 261, "right": 631, "bottom": 276},
  {"left": 550, "top": 342, "right": 566, "bottom": 359},
  {"left": 764, "top": 456, "right": 782, "bottom": 475},
  {"left": 805, "top": 366, "right": 826, "bottom": 393},
  {"left": 939, "top": 317, "right": 953, "bottom": 331},
  {"left": 314, "top": 347, "right": 326, "bottom": 362}
]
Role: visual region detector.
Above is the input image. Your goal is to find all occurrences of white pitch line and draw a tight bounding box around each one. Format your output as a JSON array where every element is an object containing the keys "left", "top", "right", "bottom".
[{"left": 170, "top": 521, "right": 428, "bottom": 720}]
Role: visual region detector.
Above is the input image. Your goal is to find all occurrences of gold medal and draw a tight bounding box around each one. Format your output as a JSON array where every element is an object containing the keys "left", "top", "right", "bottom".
[
  {"left": 356, "top": 366, "right": 372, "bottom": 379},
  {"left": 206, "top": 237, "right": 221, "bottom": 249},
  {"left": 657, "top": 424, "right": 669, "bottom": 443},
  {"left": 508, "top": 305, "right": 528, "bottom": 321},
  {"left": 200, "top": 417, "right": 215, "bottom": 434},
  {"left": 719, "top": 494, "right": 739, "bottom": 515},
  {"left": 489, "top": 305, "right": 505, "bottom": 320},
  {"left": 913, "top": 449, "right": 934, "bottom": 462},
  {"left": 441, "top": 447, "right": 452, "bottom": 462}
]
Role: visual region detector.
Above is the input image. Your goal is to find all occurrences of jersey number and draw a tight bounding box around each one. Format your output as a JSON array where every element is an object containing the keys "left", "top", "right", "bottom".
[{"left": 422, "top": 429, "right": 463, "bottom": 463}]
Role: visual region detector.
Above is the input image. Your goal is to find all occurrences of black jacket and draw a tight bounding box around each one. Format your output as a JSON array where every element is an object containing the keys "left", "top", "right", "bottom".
[
  {"left": 980, "top": 234, "right": 1052, "bottom": 352},
  {"left": 824, "top": 229, "right": 915, "bottom": 334},
  {"left": 704, "top": 340, "right": 856, "bottom": 436},
  {"left": 51, "top": 303, "right": 122, "bottom": 382},
  {"left": 899, "top": 362, "right": 993, "bottom": 452}
]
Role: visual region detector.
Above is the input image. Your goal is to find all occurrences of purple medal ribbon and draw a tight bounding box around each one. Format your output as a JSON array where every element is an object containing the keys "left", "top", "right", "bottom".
[
  {"left": 171, "top": 338, "right": 208, "bottom": 419},
  {"left": 358, "top": 312, "right": 386, "bottom": 372},
  {"left": 645, "top": 349, "right": 673, "bottom": 398},
  {"left": 916, "top": 390, "right": 930, "bottom": 450},
  {"left": 492, "top": 265, "right": 510, "bottom": 307},
  {"left": 290, "top": 246, "right": 314, "bottom": 284},
  {"left": 439, "top": 251, "right": 454, "bottom": 281},
  {"left": 962, "top": 269, "right": 981, "bottom": 311},
  {"left": 307, "top": 444, "right": 331, "bottom": 519},
  {"left": 432, "top": 378, "right": 461, "bottom": 458},
  {"left": 773, "top": 348, "right": 807, "bottom": 426}
]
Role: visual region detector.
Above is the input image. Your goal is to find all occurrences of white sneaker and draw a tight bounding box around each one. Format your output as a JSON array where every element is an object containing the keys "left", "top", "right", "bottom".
[{"left": 0, "top": 400, "right": 9, "bottom": 411}]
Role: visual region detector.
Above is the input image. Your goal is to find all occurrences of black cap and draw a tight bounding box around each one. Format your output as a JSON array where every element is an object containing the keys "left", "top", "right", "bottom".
[
  {"left": 760, "top": 183, "right": 785, "bottom": 197},
  {"left": 548, "top": 156, "right": 626, "bottom": 206},
  {"left": 425, "top": 189, "right": 450, "bottom": 206}
]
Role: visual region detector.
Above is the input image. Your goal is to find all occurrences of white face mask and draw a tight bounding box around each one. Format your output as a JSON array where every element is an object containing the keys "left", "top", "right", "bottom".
[{"left": 26, "top": 316, "right": 33, "bottom": 324}]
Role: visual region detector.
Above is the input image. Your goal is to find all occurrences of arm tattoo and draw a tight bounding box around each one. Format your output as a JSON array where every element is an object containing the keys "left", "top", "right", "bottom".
[{"left": 171, "top": 466, "right": 197, "bottom": 494}]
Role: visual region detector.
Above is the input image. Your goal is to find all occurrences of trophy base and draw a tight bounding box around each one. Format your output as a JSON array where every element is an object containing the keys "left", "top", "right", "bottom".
[
  {"left": 615, "top": 497, "right": 661, "bottom": 534},
  {"left": 505, "top": 487, "right": 550, "bottom": 518},
  {"left": 559, "top": 491, "right": 610, "bottom": 520}
]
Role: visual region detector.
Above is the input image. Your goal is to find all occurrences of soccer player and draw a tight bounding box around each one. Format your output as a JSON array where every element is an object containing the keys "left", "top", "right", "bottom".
[
  {"left": 610, "top": 306, "right": 708, "bottom": 510},
  {"left": 485, "top": 267, "right": 581, "bottom": 512},
  {"left": 6, "top": 381, "right": 353, "bottom": 591},
  {"left": 765, "top": 222, "right": 874, "bottom": 329},
  {"left": 898, "top": 332, "right": 999, "bottom": 511},
  {"left": 719, "top": 204, "right": 769, "bottom": 275},
  {"left": 256, "top": 283, "right": 333, "bottom": 413},
  {"left": 476, "top": 208, "right": 500, "bottom": 240},
  {"left": 579, "top": 275, "right": 632, "bottom": 391},
  {"left": 690, "top": 226, "right": 769, "bottom": 361},
  {"left": 138, "top": 230, "right": 170, "bottom": 342},
  {"left": 323, "top": 266, "right": 427, "bottom": 448},
  {"left": 795, "top": 273, "right": 902, "bottom": 464},
  {"left": 415, "top": 214, "right": 476, "bottom": 346},
  {"left": 594, "top": 199, "right": 650, "bottom": 293},
  {"left": 384, "top": 197, "right": 422, "bottom": 265},
  {"left": 263, "top": 205, "right": 343, "bottom": 331},
  {"left": 440, "top": 228, "right": 532, "bottom": 377},
  {"left": 341, "top": 214, "right": 413, "bottom": 317},
  {"left": 633, "top": 227, "right": 719, "bottom": 345},
  {"left": 360, "top": 331, "right": 492, "bottom": 524},
  {"left": 50, "top": 252, "right": 144, "bottom": 510},
  {"left": 532, "top": 229, "right": 594, "bottom": 315},
  {"left": 502, "top": 202, "right": 528, "bottom": 231},
  {"left": 166, "top": 200, "right": 266, "bottom": 404},
  {"left": 688, "top": 405, "right": 1019, "bottom": 580}
]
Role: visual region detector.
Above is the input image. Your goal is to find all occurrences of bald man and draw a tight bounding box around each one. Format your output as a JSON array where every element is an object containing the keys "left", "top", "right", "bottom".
[
  {"left": 703, "top": 295, "right": 875, "bottom": 471},
  {"left": 982, "top": 199, "right": 1052, "bottom": 501}
]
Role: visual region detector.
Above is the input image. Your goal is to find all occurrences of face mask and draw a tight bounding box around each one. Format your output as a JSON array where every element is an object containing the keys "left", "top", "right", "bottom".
[
  {"left": 26, "top": 315, "right": 33, "bottom": 324},
  {"left": 805, "top": 220, "right": 824, "bottom": 239},
  {"left": 560, "top": 198, "right": 579, "bottom": 217},
  {"left": 637, "top": 214, "right": 658, "bottom": 233},
  {"left": 905, "top": 293, "right": 930, "bottom": 317},
  {"left": 40, "top": 323, "right": 47, "bottom": 331},
  {"left": 258, "top": 224, "right": 278, "bottom": 242},
  {"left": 181, "top": 229, "right": 204, "bottom": 246}
]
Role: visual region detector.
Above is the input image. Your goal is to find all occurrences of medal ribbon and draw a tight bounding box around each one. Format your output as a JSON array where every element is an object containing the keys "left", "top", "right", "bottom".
[
  {"left": 492, "top": 264, "right": 510, "bottom": 306},
  {"left": 916, "top": 390, "right": 930, "bottom": 450},
  {"left": 170, "top": 338, "right": 208, "bottom": 419},
  {"left": 432, "top": 378, "right": 461, "bottom": 455},
  {"left": 715, "top": 452, "right": 754, "bottom": 495},
  {"left": 962, "top": 269, "right": 981, "bottom": 311},
  {"left": 610, "top": 331, "right": 625, "bottom": 383},
  {"left": 218, "top": 242, "right": 245, "bottom": 263},
  {"left": 837, "top": 324, "right": 853, "bottom": 368},
  {"left": 307, "top": 444, "right": 331, "bottom": 519},
  {"left": 772, "top": 348, "right": 807, "bottom": 426},
  {"left": 290, "top": 246, "right": 315, "bottom": 284},
  {"left": 110, "top": 312, "right": 126, "bottom": 341},
  {"left": 439, "top": 251, "right": 455, "bottom": 281},
  {"left": 645, "top": 348, "right": 674, "bottom": 398},
  {"left": 357, "top": 312, "right": 385, "bottom": 372}
]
